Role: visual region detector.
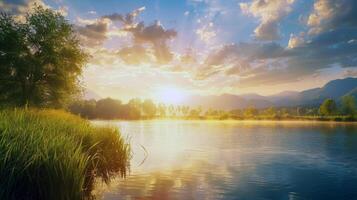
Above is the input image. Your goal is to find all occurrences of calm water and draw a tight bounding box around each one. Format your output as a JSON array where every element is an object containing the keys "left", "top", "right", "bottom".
[{"left": 94, "top": 120, "right": 357, "bottom": 200}]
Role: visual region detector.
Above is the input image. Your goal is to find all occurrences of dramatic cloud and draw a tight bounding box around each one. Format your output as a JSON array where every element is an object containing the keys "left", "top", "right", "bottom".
[
  {"left": 76, "top": 6, "right": 177, "bottom": 64},
  {"left": 118, "top": 45, "right": 153, "bottom": 65},
  {"left": 196, "top": 42, "right": 284, "bottom": 80},
  {"left": 191, "top": 0, "right": 357, "bottom": 87},
  {"left": 123, "top": 20, "right": 177, "bottom": 64},
  {"left": 240, "top": 0, "right": 295, "bottom": 41},
  {"left": 80, "top": 7, "right": 177, "bottom": 64},
  {"left": 196, "top": 26, "right": 357, "bottom": 87},
  {"left": 103, "top": 6, "right": 145, "bottom": 27},
  {"left": 0, "top": 0, "right": 45, "bottom": 15},
  {"left": 288, "top": 33, "right": 305, "bottom": 48},
  {"left": 76, "top": 18, "right": 110, "bottom": 47},
  {"left": 307, "top": 0, "right": 357, "bottom": 34}
]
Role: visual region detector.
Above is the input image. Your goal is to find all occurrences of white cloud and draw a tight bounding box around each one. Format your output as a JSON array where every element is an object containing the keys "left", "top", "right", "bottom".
[
  {"left": 88, "top": 10, "right": 97, "bottom": 15},
  {"left": 196, "top": 22, "right": 216, "bottom": 43},
  {"left": 307, "top": 0, "right": 357, "bottom": 35},
  {"left": 288, "top": 33, "right": 305, "bottom": 48},
  {"left": 240, "top": 0, "right": 295, "bottom": 41}
]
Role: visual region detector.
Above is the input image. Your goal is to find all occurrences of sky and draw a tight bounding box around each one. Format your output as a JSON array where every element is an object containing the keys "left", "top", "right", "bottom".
[{"left": 2, "top": 0, "right": 357, "bottom": 102}]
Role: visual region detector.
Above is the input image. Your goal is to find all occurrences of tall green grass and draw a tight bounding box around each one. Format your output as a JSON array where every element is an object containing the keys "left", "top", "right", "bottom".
[{"left": 0, "top": 109, "right": 131, "bottom": 200}]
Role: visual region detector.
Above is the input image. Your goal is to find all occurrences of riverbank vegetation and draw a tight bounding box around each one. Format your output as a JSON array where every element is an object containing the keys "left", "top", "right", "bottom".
[
  {"left": 69, "top": 95, "right": 357, "bottom": 121},
  {"left": 0, "top": 6, "right": 131, "bottom": 200},
  {"left": 0, "top": 109, "right": 130, "bottom": 200}
]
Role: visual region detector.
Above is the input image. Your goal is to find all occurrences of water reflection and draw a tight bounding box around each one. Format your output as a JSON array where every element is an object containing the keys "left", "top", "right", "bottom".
[{"left": 93, "top": 120, "right": 357, "bottom": 200}]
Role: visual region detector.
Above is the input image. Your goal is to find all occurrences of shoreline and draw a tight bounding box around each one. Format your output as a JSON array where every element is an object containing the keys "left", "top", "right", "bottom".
[{"left": 91, "top": 118, "right": 357, "bottom": 124}]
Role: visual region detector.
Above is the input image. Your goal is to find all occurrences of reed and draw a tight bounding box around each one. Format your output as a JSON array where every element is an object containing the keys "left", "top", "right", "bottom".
[{"left": 0, "top": 109, "right": 131, "bottom": 200}]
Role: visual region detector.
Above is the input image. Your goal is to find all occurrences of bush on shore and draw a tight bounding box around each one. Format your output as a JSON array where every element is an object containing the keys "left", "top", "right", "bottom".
[{"left": 0, "top": 109, "right": 130, "bottom": 200}]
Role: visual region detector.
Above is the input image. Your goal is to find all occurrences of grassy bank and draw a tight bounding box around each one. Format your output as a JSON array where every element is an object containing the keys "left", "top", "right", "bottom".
[{"left": 0, "top": 109, "right": 131, "bottom": 200}]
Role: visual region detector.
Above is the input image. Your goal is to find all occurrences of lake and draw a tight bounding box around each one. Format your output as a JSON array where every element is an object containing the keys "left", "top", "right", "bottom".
[{"left": 94, "top": 120, "right": 357, "bottom": 200}]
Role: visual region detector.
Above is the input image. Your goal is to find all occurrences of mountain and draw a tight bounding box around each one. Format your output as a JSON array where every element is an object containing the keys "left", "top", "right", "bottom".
[
  {"left": 185, "top": 94, "right": 273, "bottom": 110},
  {"left": 182, "top": 77, "right": 357, "bottom": 110},
  {"left": 239, "top": 93, "right": 267, "bottom": 100},
  {"left": 346, "top": 87, "right": 357, "bottom": 100},
  {"left": 282, "top": 77, "right": 357, "bottom": 106}
]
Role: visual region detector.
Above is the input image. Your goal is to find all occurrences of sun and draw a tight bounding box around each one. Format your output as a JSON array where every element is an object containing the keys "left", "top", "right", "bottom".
[{"left": 154, "top": 86, "right": 187, "bottom": 104}]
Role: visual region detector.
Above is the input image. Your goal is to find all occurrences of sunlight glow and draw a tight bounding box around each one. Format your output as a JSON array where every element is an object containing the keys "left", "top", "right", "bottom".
[{"left": 154, "top": 86, "right": 187, "bottom": 104}]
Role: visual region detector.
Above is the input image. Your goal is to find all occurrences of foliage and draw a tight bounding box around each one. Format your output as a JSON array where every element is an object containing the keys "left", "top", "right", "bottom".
[
  {"left": 263, "top": 107, "right": 277, "bottom": 118},
  {"left": 96, "top": 98, "right": 123, "bottom": 119},
  {"left": 0, "top": 6, "right": 88, "bottom": 108},
  {"left": 319, "top": 99, "right": 337, "bottom": 116},
  {"left": 0, "top": 109, "right": 130, "bottom": 200},
  {"left": 142, "top": 99, "right": 157, "bottom": 117},
  {"left": 69, "top": 96, "right": 357, "bottom": 121},
  {"left": 244, "top": 106, "right": 258, "bottom": 118},
  {"left": 341, "top": 95, "right": 356, "bottom": 116},
  {"left": 70, "top": 98, "right": 142, "bottom": 120}
]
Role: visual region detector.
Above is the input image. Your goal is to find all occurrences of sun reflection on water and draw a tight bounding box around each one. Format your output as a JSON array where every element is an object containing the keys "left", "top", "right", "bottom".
[{"left": 92, "top": 120, "right": 357, "bottom": 200}]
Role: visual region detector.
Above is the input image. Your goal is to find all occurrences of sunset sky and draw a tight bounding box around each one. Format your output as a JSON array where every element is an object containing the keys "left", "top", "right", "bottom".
[{"left": 2, "top": 0, "right": 357, "bottom": 102}]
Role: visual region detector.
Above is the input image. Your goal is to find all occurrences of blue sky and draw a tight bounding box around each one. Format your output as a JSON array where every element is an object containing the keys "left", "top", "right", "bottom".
[
  {"left": 2, "top": 0, "right": 357, "bottom": 101},
  {"left": 60, "top": 0, "right": 304, "bottom": 45}
]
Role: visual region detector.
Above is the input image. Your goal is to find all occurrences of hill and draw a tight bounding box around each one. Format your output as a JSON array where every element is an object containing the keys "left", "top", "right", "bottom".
[{"left": 182, "top": 77, "right": 357, "bottom": 109}]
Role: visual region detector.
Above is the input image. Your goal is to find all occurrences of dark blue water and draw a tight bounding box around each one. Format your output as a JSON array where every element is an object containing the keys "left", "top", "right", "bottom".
[{"left": 95, "top": 120, "right": 357, "bottom": 200}]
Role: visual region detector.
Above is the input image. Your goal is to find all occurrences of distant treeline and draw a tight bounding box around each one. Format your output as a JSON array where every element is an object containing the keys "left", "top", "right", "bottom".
[{"left": 69, "top": 95, "right": 357, "bottom": 121}]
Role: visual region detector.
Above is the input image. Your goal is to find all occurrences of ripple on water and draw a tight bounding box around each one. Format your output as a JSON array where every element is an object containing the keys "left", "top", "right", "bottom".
[{"left": 92, "top": 120, "right": 357, "bottom": 200}]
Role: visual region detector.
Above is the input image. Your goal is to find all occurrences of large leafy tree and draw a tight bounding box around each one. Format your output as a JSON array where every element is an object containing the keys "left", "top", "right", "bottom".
[
  {"left": 142, "top": 99, "right": 157, "bottom": 118},
  {"left": 341, "top": 95, "right": 356, "bottom": 116},
  {"left": 0, "top": 6, "right": 88, "bottom": 107},
  {"left": 319, "top": 98, "right": 337, "bottom": 116}
]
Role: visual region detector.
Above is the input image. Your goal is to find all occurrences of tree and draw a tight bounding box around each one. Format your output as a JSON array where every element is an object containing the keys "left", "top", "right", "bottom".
[
  {"left": 128, "top": 98, "right": 142, "bottom": 117},
  {"left": 96, "top": 98, "right": 122, "bottom": 119},
  {"left": 182, "top": 106, "right": 190, "bottom": 117},
  {"left": 157, "top": 103, "right": 167, "bottom": 117},
  {"left": 142, "top": 99, "right": 156, "bottom": 118},
  {"left": 0, "top": 6, "right": 87, "bottom": 107},
  {"left": 264, "top": 107, "right": 277, "bottom": 118},
  {"left": 319, "top": 99, "right": 337, "bottom": 116},
  {"left": 280, "top": 108, "right": 290, "bottom": 118},
  {"left": 341, "top": 95, "right": 356, "bottom": 116},
  {"left": 244, "top": 106, "right": 257, "bottom": 118},
  {"left": 69, "top": 99, "right": 96, "bottom": 119}
]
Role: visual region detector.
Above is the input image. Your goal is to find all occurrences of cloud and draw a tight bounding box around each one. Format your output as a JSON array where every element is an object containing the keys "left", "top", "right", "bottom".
[
  {"left": 102, "top": 6, "right": 145, "bottom": 27},
  {"left": 118, "top": 45, "right": 153, "bottom": 65},
  {"left": 75, "top": 7, "right": 146, "bottom": 48},
  {"left": 88, "top": 10, "right": 97, "bottom": 15},
  {"left": 89, "top": 49, "right": 121, "bottom": 67},
  {"left": 196, "top": 26, "right": 357, "bottom": 87},
  {"left": 198, "top": 0, "right": 357, "bottom": 87},
  {"left": 344, "top": 69, "right": 357, "bottom": 77},
  {"left": 288, "top": 33, "right": 305, "bottom": 48},
  {"left": 196, "top": 44, "right": 247, "bottom": 79},
  {"left": 0, "top": 0, "right": 44, "bottom": 15},
  {"left": 57, "top": 5, "right": 68, "bottom": 16},
  {"left": 0, "top": 0, "right": 68, "bottom": 18},
  {"left": 123, "top": 20, "right": 177, "bottom": 64},
  {"left": 307, "top": 0, "right": 357, "bottom": 35},
  {"left": 196, "top": 22, "right": 216, "bottom": 43},
  {"left": 76, "top": 18, "right": 110, "bottom": 47},
  {"left": 79, "top": 7, "right": 177, "bottom": 64},
  {"left": 240, "top": 0, "right": 295, "bottom": 41}
]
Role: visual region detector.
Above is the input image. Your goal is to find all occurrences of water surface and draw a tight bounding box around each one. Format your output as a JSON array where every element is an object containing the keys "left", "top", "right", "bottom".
[{"left": 94, "top": 120, "right": 357, "bottom": 200}]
